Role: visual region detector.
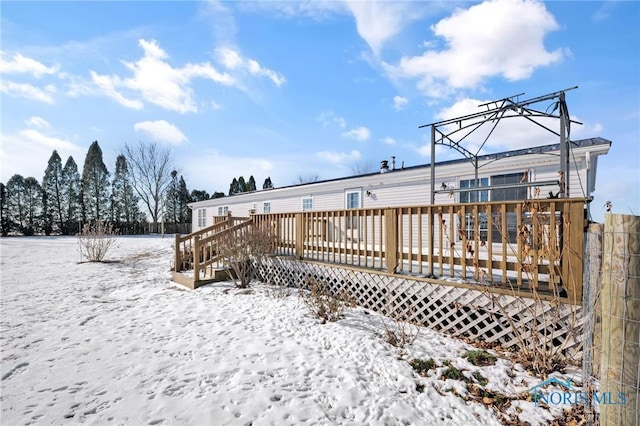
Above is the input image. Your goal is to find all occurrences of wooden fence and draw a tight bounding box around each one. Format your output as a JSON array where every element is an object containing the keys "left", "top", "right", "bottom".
[{"left": 175, "top": 198, "right": 586, "bottom": 302}]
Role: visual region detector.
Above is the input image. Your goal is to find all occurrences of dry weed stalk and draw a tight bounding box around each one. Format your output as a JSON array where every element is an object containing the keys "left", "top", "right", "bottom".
[
  {"left": 381, "top": 298, "right": 419, "bottom": 349},
  {"left": 474, "top": 199, "right": 581, "bottom": 377}
]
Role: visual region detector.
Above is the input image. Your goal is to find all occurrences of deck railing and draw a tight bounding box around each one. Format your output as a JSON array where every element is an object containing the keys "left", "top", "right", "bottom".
[
  {"left": 250, "top": 198, "right": 585, "bottom": 301},
  {"left": 176, "top": 199, "right": 585, "bottom": 301}
]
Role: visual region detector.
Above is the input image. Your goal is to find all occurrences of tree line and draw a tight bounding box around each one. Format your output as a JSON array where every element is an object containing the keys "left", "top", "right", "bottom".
[{"left": 0, "top": 141, "right": 240, "bottom": 236}]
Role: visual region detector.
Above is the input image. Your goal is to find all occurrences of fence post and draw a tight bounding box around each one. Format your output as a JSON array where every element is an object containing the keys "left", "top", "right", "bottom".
[
  {"left": 226, "top": 210, "right": 233, "bottom": 227},
  {"left": 562, "top": 201, "right": 585, "bottom": 302},
  {"left": 600, "top": 213, "right": 640, "bottom": 426},
  {"left": 174, "top": 233, "right": 181, "bottom": 272},
  {"left": 193, "top": 235, "right": 201, "bottom": 283},
  {"left": 295, "top": 213, "right": 304, "bottom": 260},
  {"left": 384, "top": 208, "right": 398, "bottom": 273}
]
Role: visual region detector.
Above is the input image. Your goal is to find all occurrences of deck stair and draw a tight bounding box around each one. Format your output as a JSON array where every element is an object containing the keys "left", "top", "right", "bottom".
[{"left": 172, "top": 213, "right": 250, "bottom": 289}]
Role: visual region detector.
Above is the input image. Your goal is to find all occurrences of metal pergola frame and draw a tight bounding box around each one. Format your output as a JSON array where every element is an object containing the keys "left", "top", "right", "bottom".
[{"left": 419, "top": 87, "right": 582, "bottom": 205}]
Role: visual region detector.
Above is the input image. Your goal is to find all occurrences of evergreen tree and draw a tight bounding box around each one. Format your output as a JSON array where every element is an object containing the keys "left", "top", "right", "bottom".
[
  {"left": 177, "top": 176, "right": 190, "bottom": 223},
  {"left": 165, "top": 170, "right": 179, "bottom": 224},
  {"left": 190, "top": 189, "right": 209, "bottom": 202},
  {"left": 111, "top": 154, "right": 140, "bottom": 228},
  {"left": 62, "top": 156, "right": 81, "bottom": 234},
  {"left": 237, "top": 176, "right": 246, "bottom": 193},
  {"left": 42, "top": 150, "right": 65, "bottom": 234},
  {"left": 229, "top": 178, "right": 239, "bottom": 196},
  {"left": 6, "top": 174, "right": 26, "bottom": 234},
  {"left": 81, "top": 141, "right": 110, "bottom": 221},
  {"left": 211, "top": 191, "right": 225, "bottom": 199},
  {"left": 23, "top": 177, "right": 42, "bottom": 235},
  {"left": 0, "top": 182, "right": 9, "bottom": 236},
  {"left": 262, "top": 177, "right": 273, "bottom": 189},
  {"left": 247, "top": 175, "right": 256, "bottom": 192}
]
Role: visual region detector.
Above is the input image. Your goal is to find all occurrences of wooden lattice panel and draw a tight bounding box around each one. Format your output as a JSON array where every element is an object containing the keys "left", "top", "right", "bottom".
[{"left": 257, "top": 256, "right": 584, "bottom": 359}]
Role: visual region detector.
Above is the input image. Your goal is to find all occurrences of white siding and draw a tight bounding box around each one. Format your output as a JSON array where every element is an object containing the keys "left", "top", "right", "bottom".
[{"left": 189, "top": 141, "right": 610, "bottom": 231}]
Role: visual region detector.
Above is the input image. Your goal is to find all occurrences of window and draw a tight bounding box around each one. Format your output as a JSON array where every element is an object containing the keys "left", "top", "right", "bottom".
[
  {"left": 302, "top": 197, "right": 313, "bottom": 211},
  {"left": 217, "top": 206, "right": 229, "bottom": 216},
  {"left": 460, "top": 178, "right": 489, "bottom": 203},
  {"left": 491, "top": 173, "right": 527, "bottom": 201},
  {"left": 197, "top": 209, "right": 207, "bottom": 228},
  {"left": 345, "top": 191, "right": 360, "bottom": 209},
  {"left": 263, "top": 202, "right": 271, "bottom": 214},
  {"left": 345, "top": 190, "right": 361, "bottom": 230}
]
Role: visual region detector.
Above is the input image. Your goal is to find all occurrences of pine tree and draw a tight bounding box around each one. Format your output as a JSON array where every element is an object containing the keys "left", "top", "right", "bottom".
[
  {"left": 42, "top": 150, "right": 65, "bottom": 234},
  {"left": 247, "top": 175, "right": 256, "bottom": 192},
  {"left": 0, "top": 182, "right": 9, "bottom": 236},
  {"left": 165, "top": 170, "right": 179, "bottom": 224},
  {"left": 262, "top": 177, "right": 273, "bottom": 189},
  {"left": 190, "top": 189, "right": 210, "bottom": 202},
  {"left": 81, "top": 141, "right": 110, "bottom": 221},
  {"left": 237, "top": 176, "right": 246, "bottom": 193},
  {"left": 177, "top": 176, "right": 190, "bottom": 223},
  {"left": 62, "top": 156, "right": 81, "bottom": 234},
  {"left": 6, "top": 174, "right": 26, "bottom": 234},
  {"left": 229, "top": 178, "right": 239, "bottom": 196},
  {"left": 23, "top": 177, "right": 42, "bottom": 235},
  {"left": 111, "top": 154, "right": 140, "bottom": 228}
]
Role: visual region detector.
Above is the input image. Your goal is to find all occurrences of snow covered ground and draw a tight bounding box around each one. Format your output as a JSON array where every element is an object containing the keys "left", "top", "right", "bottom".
[{"left": 1, "top": 236, "right": 579, "bottom": 425}]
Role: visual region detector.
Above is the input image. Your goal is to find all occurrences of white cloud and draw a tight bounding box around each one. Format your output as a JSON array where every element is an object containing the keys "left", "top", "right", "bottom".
[
  {"left": 0, "top": 129, "right": 84, "bottom": 182},
  {"left": 25, "top": 116, "right": 50, "bottom": 128},
  {"left": 134, "top": 120, "right": 188, "bottom": 145},
  {"left": 0, "top": 52, "right": 59, "bottom": 77},
  {"left": 317, "top": 110, "right": 347, "bottom": 129},
  {"left": 215, "top": 47, "right": 285, "bottom": 86},
  {"left": 90, "top": 71, "right": 143, "bottom": 110},
  {"left": 343, "top": 126, "right": 371, "bottom": 141},
  {"left": 239, "top": 1, "right": 346, "bottom": 21},
  {"left": 393, "top": 95, "right": 408, "bottom": 111},
  {"left": 317, "top": 149, "right": 361, "bottom": 164},
  {"left": 385, "top": 0, "right": 564, "bottom": 97},
  {"left": 345, "top": 1, "right": 427, "bottom": 55},
  {"left": 89, "top": 38, "right": 236, "bottom": 113},
  {"left": 0, "top": 80, "right": 56, "bottom": 103},
  {"left": 381, "top": 136, "right": 397, "bottom": 145}
]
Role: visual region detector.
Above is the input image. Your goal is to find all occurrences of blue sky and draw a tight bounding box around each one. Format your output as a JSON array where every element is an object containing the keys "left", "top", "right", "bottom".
[{"left": 1, "top": 0, "right": 638, "bottom": 221}]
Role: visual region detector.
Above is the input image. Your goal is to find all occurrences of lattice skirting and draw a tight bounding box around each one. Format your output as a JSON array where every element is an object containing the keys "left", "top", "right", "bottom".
[{"left": 256, "top": 256, "right": 584, "bottom": 360}]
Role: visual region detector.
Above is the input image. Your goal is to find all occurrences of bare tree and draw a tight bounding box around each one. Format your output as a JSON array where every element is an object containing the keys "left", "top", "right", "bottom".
[
  {"left": 350, "top": 160, "right": 375, "bottom": 175},
  {"left": 122, "top": 142, "right": 174, "bottom": 232},
  {"left": 296, "top": 174, "right": 319, "bottom": 184}
]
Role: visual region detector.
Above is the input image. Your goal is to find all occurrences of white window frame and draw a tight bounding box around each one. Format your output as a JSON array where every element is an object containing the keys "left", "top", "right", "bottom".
[
  {"left": 301, "top": 197, "right": 314, "bottom": 211},
  {"left": 263, "top": 201, "right": 271, "bottom": 214},
  {"left": 345, "top": 189, "right": 361, "bottom": 209},
  {"left": 197, "top": 208, "right": 207, "bottom": 228},
  {"left": 217, "top": 206, "right": 229, "bottom": 216}
]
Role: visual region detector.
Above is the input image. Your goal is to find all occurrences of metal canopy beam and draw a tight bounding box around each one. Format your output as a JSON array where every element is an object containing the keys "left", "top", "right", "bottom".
[{"left": 422, "top": 87, "right": 578, "bottom": 205}]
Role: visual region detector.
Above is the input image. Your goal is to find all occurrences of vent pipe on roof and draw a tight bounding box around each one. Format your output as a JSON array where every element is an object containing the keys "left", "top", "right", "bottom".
[
  {"left": 380, "top": 160, "right": 389, "bottom": 173},
  {"left": 391, "top": 156, "right": 396, "bottom": 170}
]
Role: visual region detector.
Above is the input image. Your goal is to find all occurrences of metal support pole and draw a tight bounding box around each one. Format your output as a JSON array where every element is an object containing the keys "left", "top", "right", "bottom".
[{"left": 559, "top": 92, "right": 568, "bottom": 198}]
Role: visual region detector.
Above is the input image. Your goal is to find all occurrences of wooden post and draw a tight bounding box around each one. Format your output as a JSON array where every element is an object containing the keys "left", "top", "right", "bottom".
[
  {"left": 584, "top": 223, "right": 603, "bottom": 379},
  {"left": 385, "top": 208, "right": 398, "bottom": 273},
  {"left": 600, "top": 213, "right": 640, "bottom": 426},
  {"left": 226, "top": 210, "right": 233, "bottom": 227},
  {"left": 562, "top": 201, "right": 584, "bottom": 302},
  {"left": 295, "top": 213, "right": 304, "bottom": 260},
  {"left": 193, "top": 235, "right": 201, "bottom": 283},
  {"left": 174, "top": 233, "right": 181, "bottom": 272}
]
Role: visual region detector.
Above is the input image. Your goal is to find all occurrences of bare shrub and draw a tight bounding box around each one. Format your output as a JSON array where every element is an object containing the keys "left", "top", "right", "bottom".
[
  {"left": 381, "top": 299, "right": 419, "bottom": 349},
  {"left": 299, "top": 277, "right": 351, "bottom": 323},
  {"left": 77, "top": 220, "right": 119, "bottom": 262},
  {"left": 217, "top": 223, "right": 277, "bottom": 288}
]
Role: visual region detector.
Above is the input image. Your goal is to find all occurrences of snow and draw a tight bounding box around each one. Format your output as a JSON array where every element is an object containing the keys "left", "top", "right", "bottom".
[{"left": 1, "top": 236, "right": 579, "bottom": 425}]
